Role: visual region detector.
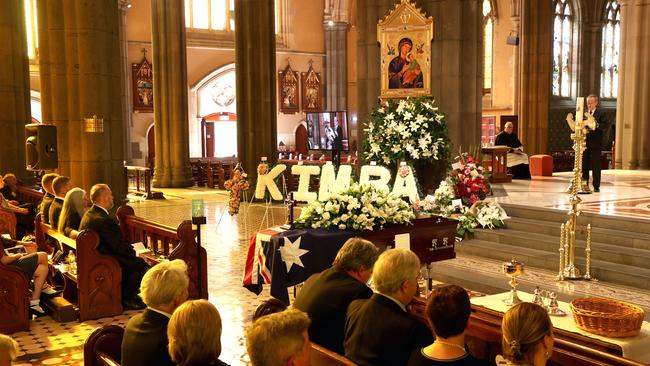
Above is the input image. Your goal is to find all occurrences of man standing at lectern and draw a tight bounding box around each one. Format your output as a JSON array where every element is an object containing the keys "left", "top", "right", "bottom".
[{"left": 582, "top": 95, "right": 608, "bottom": 193}]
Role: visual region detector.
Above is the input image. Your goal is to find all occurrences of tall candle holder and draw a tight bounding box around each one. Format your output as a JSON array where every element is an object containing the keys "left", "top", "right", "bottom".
[{"left": 559, "top": 97, "right": 597, "bottom": 281}]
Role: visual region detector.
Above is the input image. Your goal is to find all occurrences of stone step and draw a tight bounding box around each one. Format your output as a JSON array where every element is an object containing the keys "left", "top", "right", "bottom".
[
  {"left": 474, "top": 229, "right": 650, "bottom": 268},
  {"left": 501, "top": 203, "right": 650, "bottom": 235},
  {"left": 504, "top": 217, "right": 650, "bottom": 251},
  {"left": 457, "top": 239, "right": 650, "bottom": 290}
]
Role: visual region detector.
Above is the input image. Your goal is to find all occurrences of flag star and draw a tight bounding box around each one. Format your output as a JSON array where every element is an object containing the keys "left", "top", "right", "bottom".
[{"left": 279, "top": 236, "right": 309, "bottom": 272}]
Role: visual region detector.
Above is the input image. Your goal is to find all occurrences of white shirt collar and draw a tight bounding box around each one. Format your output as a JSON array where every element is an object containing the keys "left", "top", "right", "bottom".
[
  {"left": 377, "top": 292, "right": 407, "bottom": 312},
  {"left": 147, "top": 307, "right": 172, "bottom": 318}
]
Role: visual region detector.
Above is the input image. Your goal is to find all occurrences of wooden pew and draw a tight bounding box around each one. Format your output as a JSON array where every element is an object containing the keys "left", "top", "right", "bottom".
[
  {"left": 35, "top": 214, "right": 123, "bottom": 321},
  {"left": 408, "top": 297, "right": 647, "bottom": 366},
  {"left": 0, "top": 208, "right": 17, "bottom": 239},
  {"left": 311, "top": 343, "right": 358, "bottom": 366},
  {"left": 84, "top": 324, "right": 124, "bottom": 366},
  {"left": 15, "top": 185, "right": 44, "bottom": 207},
  {"left": 116, "top": 205, "right": 208, "bottom": 299},
  {"left": 0, "top": 251, "right": 31, "bottom": 333}
]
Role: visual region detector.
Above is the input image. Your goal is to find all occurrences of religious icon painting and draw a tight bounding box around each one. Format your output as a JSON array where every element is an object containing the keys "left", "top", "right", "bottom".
[
  {"left": 377, "top": 0, "right": 434, "bottom": 99},
  {"left": 301, "top": 60, "right": 322, "bottom": 113},
  {"left": 132, "top": 50, "right": 154, "bottom": 112},
  {"left": 278, "top": 61, "right": 300, "bottom": 114}
]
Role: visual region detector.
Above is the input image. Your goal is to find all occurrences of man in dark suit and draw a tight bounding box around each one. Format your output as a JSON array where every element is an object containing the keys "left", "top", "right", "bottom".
[
  {"left": 39, "top": 173, "right": 58, "bottom": 224},
  {"left": 79, "top": 183, "right": 149, "bottom": 309},
  {"left": 583, "top": 94, "right": 608, "bottom": 192},
  {"left": 344, "top": 248, "right": 432, "bottom": 366},
  {"left": 332, "top": 116, "right": 344, "bottom": 167},
  {"left": 48, "top": 176, "right": 71, "bottom": 228},
  {"left": 293, "top": 237, "right": 378, "bottom": 355},
  {"left": 122, "top": 259, "right": 189, "bottom": 366}
]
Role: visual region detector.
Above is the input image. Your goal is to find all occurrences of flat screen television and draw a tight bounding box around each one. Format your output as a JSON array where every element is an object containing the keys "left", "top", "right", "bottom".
[{"left": 305, "top": 111, "right": 349, "bottom": 151}]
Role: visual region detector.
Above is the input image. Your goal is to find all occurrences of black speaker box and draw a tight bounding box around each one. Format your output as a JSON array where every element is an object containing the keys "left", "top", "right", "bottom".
[{"left": 25, "top": 123, "right": 58, "bottom": 170}]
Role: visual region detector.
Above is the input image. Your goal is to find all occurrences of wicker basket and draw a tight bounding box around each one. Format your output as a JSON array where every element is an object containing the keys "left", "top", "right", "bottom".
[{"left": 570, "top": 297, "right": 645, "bottom": 338}]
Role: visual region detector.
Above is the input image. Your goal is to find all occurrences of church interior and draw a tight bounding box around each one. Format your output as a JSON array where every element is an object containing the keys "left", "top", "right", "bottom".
[{"left": 1, "top": 0, "right": 650, "bottom": 365}]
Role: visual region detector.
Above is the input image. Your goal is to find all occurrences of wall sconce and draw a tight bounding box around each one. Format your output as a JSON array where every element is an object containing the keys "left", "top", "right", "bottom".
[{"left": 84, "top": 115, "right": 104, "bottom": 133}]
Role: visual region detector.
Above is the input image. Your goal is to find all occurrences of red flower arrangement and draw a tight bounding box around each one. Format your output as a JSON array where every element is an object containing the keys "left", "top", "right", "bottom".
[{"left": 449, "top": 152, "right": 490, "bottom": 206}]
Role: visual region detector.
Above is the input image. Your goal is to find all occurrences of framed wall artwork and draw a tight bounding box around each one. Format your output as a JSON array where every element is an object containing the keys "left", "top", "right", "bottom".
[
  {"left": 301, "top": 60, "right": 322, "bottom": 113},
  {"left": 278, "top": 61, "right": 300, "bottom": 114},
  {"left": 377, "top": 0, "right": 434, "bottom": 99},
  {"left": 132, "top": 50, "right": 154, "bottom": 113}
]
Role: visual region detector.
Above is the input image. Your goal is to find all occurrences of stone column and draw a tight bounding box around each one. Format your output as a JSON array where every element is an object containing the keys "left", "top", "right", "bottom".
[
  {"left": 510, "top": 0, "right": 521, "bottom": 113},
  {"left": 516, "top": 0, "right": 552, "bottom": 155},
  {"left": 235, "top": 0, "right": 277, "bottom": 176},
  {"left": 119, "top": 0, "right": 133, "bottom": 164},
  {"left": 150, "top": 0, "right": 193, "bottom": 187},
  {"left": 37, "top": 0, "right": 127, "bottom": 200},
  {"left": 615, "top": 0, "right": 650, "bottom": 169},
  {"left": 324, "top": 21, "right": 349, "bottom": 110},
  {"left": 0, "top": 0, "right": 30, "bottom": 177}
]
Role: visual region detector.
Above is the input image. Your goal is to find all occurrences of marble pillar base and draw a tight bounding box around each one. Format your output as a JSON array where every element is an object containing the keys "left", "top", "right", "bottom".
[{"left": 152, "top": 166, "right": 193, "bottom": 188}]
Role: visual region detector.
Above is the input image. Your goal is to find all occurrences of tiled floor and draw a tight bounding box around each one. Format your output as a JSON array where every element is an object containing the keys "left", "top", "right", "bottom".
[{"left": 11, "top": 170, "right": 650, "bottom": 365}]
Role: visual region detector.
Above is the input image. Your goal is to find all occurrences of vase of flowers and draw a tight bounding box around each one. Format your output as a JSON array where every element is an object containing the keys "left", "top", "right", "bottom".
[
  {"left": 363, "top": 97, "right": 451, "bottom": 193},
  {"left": 449, "top": 152, "right": 490, "bottom": 206}
]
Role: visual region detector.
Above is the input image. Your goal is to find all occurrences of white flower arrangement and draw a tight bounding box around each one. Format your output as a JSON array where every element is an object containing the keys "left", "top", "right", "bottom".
[
  {"left": 364, "top": 97, "right": 450, "bottom": 164},
  {"left": 294, "top": 183, "right": 415, "bottom": 231},
  {"left": 474, "top": 202, "right": 509, "bottom": 229}
]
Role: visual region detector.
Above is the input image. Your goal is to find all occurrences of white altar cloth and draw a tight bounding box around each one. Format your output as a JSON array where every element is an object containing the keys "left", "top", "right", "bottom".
[{"left": 471, "top": 292, "right": 650, "bottom": 363}]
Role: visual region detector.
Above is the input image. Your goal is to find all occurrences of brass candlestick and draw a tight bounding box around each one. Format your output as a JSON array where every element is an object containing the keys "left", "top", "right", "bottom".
[
  {"left": 559, "top": 97, "right": 596, "bottom": 281},
  {"left": 557, "top": 223, "right": 565, "bottom": 280},
  {"left": 502, "top": 258, "right": 524, "bottom": 306},
  {"left": 584, "top": 224, "right": 593, "bottom": 280}
]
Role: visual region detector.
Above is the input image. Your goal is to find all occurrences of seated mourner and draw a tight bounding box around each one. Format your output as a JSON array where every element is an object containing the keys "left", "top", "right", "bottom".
[
  {"left": 344, "top": 248, "right": 433, "bottom": 366},
  {"left": 79, "top": 183, "right": 149, "bottom": 310},
  {"left": 407, "top": 284, "right": 490, "bottom": 366},
  {"left": 494, "top": 122, "right": 531, "bottom": 179},
  {"left": 293, "top": 237, "right": 379, "bottom": 354}
]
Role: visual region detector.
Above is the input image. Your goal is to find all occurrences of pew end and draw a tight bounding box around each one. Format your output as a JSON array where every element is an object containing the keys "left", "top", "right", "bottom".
[
  {"left": 83, "top": 324, "right": 124, "bottom": 366},
  {"left": 0, "top": 264, "right": 31, "bottom": 333}
]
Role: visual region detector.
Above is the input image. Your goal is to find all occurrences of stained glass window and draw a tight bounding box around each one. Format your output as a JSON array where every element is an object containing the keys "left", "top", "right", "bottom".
[
  {"left": 482, "top": 0, "right": 494, "bottom": 94},
  {"left": 185, "top": 0, "right": 279, "bottom": 33},
  {"left": 552, "top": 0, "right": 573, "bottom": 97},
  {"left": 601, "top": 0, "right": 620, "bottom": 98}
]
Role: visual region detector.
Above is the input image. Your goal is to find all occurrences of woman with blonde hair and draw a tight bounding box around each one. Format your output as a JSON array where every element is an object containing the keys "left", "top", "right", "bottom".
[
  {"left": 497, "top": 303, "right": 554, "bottom": 366},
  {"left": 168, "top": 299, "right": 230, "bottom": 366},
  {"left": 57, "top": 187, "right": 89, "bottom": 238}
]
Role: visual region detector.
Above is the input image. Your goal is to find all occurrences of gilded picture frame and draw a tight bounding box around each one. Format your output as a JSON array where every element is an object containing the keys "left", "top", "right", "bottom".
[
  {"left": 132, "top": 56, "right": 154, "bottom": 113},
  {"left": 278, "top": 62, "right": 300, "bottom": 114},
  {"left": 301, "top": 61, "right": 322, "bottom": 113},
  {"left": 377, "top": 0, "right": 434, "bottom": 99}
]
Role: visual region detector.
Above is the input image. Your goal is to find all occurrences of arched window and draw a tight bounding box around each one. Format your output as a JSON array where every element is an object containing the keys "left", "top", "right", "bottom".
[
  {"left": 552, "top": 0, "right": 574, "bottom": 97},
  {"left": 482, "top": 0, "right": 494, "bottom": 95},
  {"left": 24, "top": 0, "right": 38, "bottom": 61},
  {"left": 184, "top": 0, "right": 282, "bottom": 34},
  {"left": 600, "top": 0, "right": 620, "bottom": 98}
]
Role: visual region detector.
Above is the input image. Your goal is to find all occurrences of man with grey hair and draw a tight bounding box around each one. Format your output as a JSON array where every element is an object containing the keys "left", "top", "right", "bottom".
[
  {"left": 293, "top": 237, "right": 379, "bottom": 354},
  {"left": 344, "top": 248, "right": 432, "bottom": 366},
  {"left": 79, "top": 183, "right": 149, "bottom": 310},
  {"left": 246, "top": 308, "right": 312, "bottom": 366},
  {"left": 121, "top": 259, "right": 189, "bottom": 366},
  {"left": 582, "top": 94, "right": 608, "bottom": 192}
]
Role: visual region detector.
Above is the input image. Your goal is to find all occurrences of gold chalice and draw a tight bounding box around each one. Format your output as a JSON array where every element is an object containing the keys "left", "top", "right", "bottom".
[{"left": 502, "top": 258, "right": 524, "bottom": 306}]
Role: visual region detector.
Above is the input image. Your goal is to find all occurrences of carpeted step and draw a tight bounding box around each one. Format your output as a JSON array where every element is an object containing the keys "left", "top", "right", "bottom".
[
  {"left": 503, "top": 217, "right": 650, "bottom": 251},
  {"left": 474, "top": 228, "right": 650, "bottom": 268},
  {"left": 501, "top": 203, "right": 650, "bottom": 235},
  {"left": 457, "top": 239, "right": 650, "bottom": 290}
]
